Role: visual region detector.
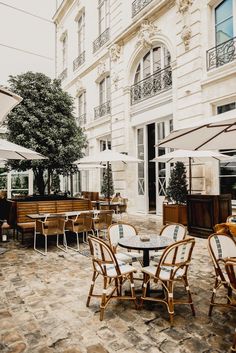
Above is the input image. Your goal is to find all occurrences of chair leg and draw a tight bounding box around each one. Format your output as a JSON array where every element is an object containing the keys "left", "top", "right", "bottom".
[
  {"left": 183, "top": 276, "right": 195, "bottom": 316},
  {"left": 86, "top": 271, "right": 97, "bottom": 307},
  {"left": 56, "top": 233, "right": 67, "bottom": 252},
  {"left": 67, "top": 232, "right": 80, "bottom": 252},
  {"left": 100, "top": 277, "right": 108, "bottom": 321},
  {"left": 34, "top": 231, "right": 47, "bottom": 256},
  {"left": 209, "top": 278, "right": 219, "bottom": 316},
  {"left": 130, "top": 272, "right": 137, "bottom": 309},
  {"left": 167, "top": 281, "right": 174, "bottom": 326}
]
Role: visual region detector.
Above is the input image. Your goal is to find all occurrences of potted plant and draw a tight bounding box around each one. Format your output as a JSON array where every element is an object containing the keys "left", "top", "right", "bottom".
[
  {"left": 163, "top": 161, "right": 188, "bottom": 225},
  {"left": 101, "top": 164, "right": 114, "bottom": 201}
]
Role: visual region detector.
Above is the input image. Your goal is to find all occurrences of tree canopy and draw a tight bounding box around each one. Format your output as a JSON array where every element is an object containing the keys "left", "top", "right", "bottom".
[{"left": 7, "top": 71, "right": 87, "bottom": 194}]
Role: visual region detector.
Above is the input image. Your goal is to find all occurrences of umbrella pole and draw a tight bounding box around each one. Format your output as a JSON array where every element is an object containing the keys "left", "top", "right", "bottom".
[
  {"left": 107, "top": 161, "right": 110, "bottom": 207},
  {"left": 189, "top": 157, "right": 192, "bottom": 194}
]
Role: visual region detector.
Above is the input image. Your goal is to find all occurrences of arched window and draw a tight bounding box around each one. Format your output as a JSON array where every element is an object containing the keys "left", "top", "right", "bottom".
[
  {"left": 131, "top": 45, "right": 172, "bottom": 105},
  {"left": 134, "top": 46, "right": 171, "bottom": 84}
]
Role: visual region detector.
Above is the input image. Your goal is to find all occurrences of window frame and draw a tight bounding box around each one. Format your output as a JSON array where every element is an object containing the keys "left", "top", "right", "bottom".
[
  {"left": 213, "top": 0, "right": 235, "bottom": 46},
  {"left": 98, "top": 0, "right": 109, "bottom": 35},
  {"left": 77, "top": 12, "right": 85, "bottom": 55}
]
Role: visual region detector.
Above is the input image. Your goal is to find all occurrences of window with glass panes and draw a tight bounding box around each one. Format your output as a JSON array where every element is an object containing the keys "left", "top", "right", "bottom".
[
  {"left": 134, "top": 46, "right": 171, "bottom": 84},
  {"left": 137, "top": 128, "right": 145, "bottom": 195},
  {"left": 77, "top": 13, "right": 85, "bottom": 55},
  {"left": 98, "top": 0, "right": 109, "bottom": 34},
  {"left": 78, "top": 92, "right": 86, "bottom": 117},
  {"left": 215, "top": 0, "right": 233, "bottom": 45},
  {"left": 218, "top": 102, "right": 236, "bottom": 201},
  {"left": 99, "top": 76, "right": 110, "bottom": 105}
]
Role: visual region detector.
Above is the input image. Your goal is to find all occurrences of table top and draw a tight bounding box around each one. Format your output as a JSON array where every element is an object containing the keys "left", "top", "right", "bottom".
[
  {"left": 27, "top": 209, "right": 113, "bottom": 220},
  {"left": 118, "top": 235, "right": 173, "bottom": 251}
]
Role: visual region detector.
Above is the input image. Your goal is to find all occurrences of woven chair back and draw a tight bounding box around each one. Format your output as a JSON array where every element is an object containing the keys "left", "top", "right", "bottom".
[
  {"left": 160, "top": 223, "right": 186, "bottom": 241},
  {"left": 108, "top": 223, "right": 137, "bottom": 248}
]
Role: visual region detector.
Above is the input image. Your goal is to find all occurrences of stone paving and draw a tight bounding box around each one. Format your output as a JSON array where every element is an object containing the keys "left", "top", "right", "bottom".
[{"left": 0, "top": 213, "right": 235, "bottom": 353}]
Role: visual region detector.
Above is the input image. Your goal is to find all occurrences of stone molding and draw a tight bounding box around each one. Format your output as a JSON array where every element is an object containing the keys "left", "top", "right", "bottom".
[
  {"left": 177, "top": 0, "right": 193, "bottom": 14},
  {"left": 181, "top": 25, "right": 192, "bottom": 51},
  {"left": 109, "top": 44, "right": 122, "bottom": 62},
  {"left": 136, "top": 20, "right": 160, "bottom": 48}
]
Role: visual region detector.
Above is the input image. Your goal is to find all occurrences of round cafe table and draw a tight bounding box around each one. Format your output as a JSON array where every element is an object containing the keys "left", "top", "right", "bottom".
[{"left": 118, "top": 234, "right": 173, "bottom": 267}]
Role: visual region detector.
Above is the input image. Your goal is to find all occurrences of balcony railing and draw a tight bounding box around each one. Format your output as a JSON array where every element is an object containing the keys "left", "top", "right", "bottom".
[
  {"left": 73, "top": 51, "right": 85, "bottom": 71},
  {"left": 132, "top": 0, "right": 154, "bottom": 17},
  {"left": 130, "top": 66, "right": 172, "bottom": 105},
  {"left": 93, "top": 28, "right": 110, "bottom": 53},
  {"left": 58, "top": 68, "right": 67, "bottom": 81},
  {"left": 77, "top": 113, "right": 86, "bottom": 126},
  {"left": 94, "top": 101, "right": 111, "bottom": 119},
  {"left": 207, "top": 36, "right": 236, "bottom": 71}
]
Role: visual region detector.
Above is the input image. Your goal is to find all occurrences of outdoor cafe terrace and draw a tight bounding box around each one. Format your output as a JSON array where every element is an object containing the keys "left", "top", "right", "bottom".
[{"left": 0, "top": 212, "right": 234, "bottom": 353}]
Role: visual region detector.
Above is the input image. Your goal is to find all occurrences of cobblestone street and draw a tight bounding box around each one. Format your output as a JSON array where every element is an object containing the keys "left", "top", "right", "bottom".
[{"left": 0, "top": 214, "right": 235, "bottom": 353}]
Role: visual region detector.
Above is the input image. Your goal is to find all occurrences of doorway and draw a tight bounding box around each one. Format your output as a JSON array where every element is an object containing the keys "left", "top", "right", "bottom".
[{"left": 148, "top": 123, "right": 156, "bottom": 213}]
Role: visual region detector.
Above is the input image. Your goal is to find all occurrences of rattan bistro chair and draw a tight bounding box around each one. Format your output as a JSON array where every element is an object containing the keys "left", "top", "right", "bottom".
[
  {"left": 65, "top": 212, "right": 94, "bottom": 251},
  {"left": 86, "top": 236, "right": 137, "bottom": 321},
  {"left": 208, "top": 233, "right": 236, "bottom": 316},
  {"left": 107, "top": 223, "right": 143, "bottom": 264},
  {"left": 93, "top": 210, "right": 113, "bottom": 238},
  {"left": 34, "top": 215, "right": 67, "bottom": 256},
  {"left": 225, "top": 259, "right": 236, "bottom": 353},
  {"left": 141, "top": 237, "right": 196, "bottom": 325},
  {"left": 151, "top": 223, "right": 187, "bottom": 262}
]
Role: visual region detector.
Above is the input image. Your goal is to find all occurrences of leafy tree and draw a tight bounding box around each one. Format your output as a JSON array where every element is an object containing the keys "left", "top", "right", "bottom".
[
  {"left": 6, "top": 72, "right": 87, "bottom": 195},
  {"left": 166, "top": 161, "right": 188, "bottom": 204},
  {"left": 101, "top": 165, "right": 114, "bottom": 199}
]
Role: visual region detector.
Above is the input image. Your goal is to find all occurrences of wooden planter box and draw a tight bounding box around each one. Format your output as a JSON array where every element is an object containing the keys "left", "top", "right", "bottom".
[{"left": 163, "top": 204, "right": 187, "bottom": 226}]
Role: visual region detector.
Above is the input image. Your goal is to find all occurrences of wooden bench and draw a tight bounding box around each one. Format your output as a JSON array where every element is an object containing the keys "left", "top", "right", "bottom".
[{"left": 11, "top": 198, "right": 92, "bottom": 243}]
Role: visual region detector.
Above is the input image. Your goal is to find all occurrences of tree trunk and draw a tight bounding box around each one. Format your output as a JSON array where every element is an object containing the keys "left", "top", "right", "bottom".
[
  {"left": 47, "top": 168, "right": 51, "bottom": 195},
  {"left": 34, "top": 167, "right": 45, "bottom": 195}
]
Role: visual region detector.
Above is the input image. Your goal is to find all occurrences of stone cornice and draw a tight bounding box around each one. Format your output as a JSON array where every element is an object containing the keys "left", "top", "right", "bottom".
[
  {"left": 53, "top": 0, "right": 75, "bottom": 24},
  {"left": 108, "top": 0, "right": 176, "bottom": 48}
]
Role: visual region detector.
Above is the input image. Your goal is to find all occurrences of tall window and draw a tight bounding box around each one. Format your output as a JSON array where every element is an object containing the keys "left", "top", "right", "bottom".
[
  {"left": 78, "top": 92, "right": 86, "bottom": 117},
  {"left": 62, "top": 35, "right": 68, "bottom": 69},
  {"left": 98, "top": 0, "right": 109, "bottom": 34},
  {"left": 218, "top": 102, "right": 236, "bottom": 201},
  {"left": 134, "top": 46, "right": 171, "bottom": 84},
  {"left": 215, "top": 0, "right": 233, "bottom": 45},
  {"left": 137, "top": 128, "right": 145, "bottom": 195},
  {"left": 99, "top": 76, "right": 110, "bottom": 105},
  {"left": 77, "top": 12, "right": 85, "bottom": 55}
]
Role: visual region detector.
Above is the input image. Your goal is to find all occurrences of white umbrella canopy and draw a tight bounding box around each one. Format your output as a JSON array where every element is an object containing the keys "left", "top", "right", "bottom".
[
  {"left": 76, "top": 149, "right": 141, "bottom": 164},
  {"left": 76, "top": 149, "right": 141, "bottom": 203},
  {"left": 0, "top": 87, "right": 22, "bottom": 122},
  {"left": 0, "top": 139, "right": 46, "bottom": 160},
  {"left": 77, "top": 164, "right": 105, "bottom": 170},
  {"left": 152, "top": 149, "right": 233, "bottom": 193},
  {"left": 158, "top": 109, "right": 236, "bottom": 150}
]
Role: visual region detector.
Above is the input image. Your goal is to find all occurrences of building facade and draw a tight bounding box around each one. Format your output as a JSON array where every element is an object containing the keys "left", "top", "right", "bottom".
[{"left": 53, "top": 0, "right": 236, "bottom": 214}]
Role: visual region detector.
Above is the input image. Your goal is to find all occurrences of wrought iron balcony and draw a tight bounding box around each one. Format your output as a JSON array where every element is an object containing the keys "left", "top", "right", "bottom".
[
  {"left": 130, "top": 66, "right": 172, "bottom": 105},
  {"left": 93, "top": 28, "right": 110, "bottom": 53},
  {"left": 94, "top": 101, "right": 111, "bottom": 119},
  {"left": 77, "top": 113, "right": 86, "bottom": 126},
  {"left": 58, "top": 68, "right": 67, "bottom": 81},
  {"left": 73, "top": 51, "right": 85, "bottom": 71},
  {"left": 207, "top": 36, "right": 236, "bottom": 71},
  {"left": 132, "top": 0, "right": 154, "bottom": 17}
]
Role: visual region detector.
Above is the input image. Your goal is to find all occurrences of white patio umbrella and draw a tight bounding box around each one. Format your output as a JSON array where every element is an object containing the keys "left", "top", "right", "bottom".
[
  {"left": 158, "top": 109, "right": 236, "bottom": 150},
  {"left": 152, "top": 149, "right": 233, "bottom": 193},
  {"left": 0, "top": 139, "right": 46, "bottom": 160},
  {"left": 75, "top": 149, "right": 141, "bottom": 204},
  {"left": 0, "top": 87, "right": 22, "bottom": 122}
]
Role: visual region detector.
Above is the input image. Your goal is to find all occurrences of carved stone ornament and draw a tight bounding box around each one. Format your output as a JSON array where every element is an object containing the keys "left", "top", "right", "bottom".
[
  {"left": 109, "top": 44, "right": 122, "bottom": 62},
  {"left": 97, "top": 60, "right": 107, "bottom": 77},
  {"left": 167, "top": 0, "right": 176, "bottom": 9},
  {"left": 178, "top": 0, "right": 193, "bottom": 14},
  {"left": 136, "top": 20, "right": 160, "bottom": 48},
  {"left": 75, "top": 80, "right": 84, "bottom": 95},
  {"left": 181, "top": 25, "right": 192, "bottom": 50},
  {"left": 111, "top": 71, "right": 119, "bottom": 90}
]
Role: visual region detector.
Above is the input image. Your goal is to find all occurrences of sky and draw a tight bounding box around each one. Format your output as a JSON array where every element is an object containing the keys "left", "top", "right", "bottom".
[{"left": 0, "top": 0, "right": 62, "bottom": 86}]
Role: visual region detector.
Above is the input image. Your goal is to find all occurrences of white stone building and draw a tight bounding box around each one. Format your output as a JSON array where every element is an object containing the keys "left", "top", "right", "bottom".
[{"left": 53, "top": 0, "right": 236, "bottom": 214}]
